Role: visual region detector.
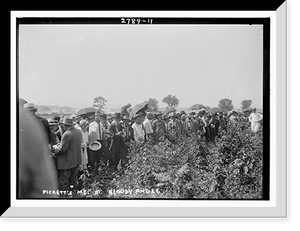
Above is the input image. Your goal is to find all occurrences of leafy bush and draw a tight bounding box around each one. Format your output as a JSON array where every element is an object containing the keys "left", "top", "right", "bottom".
[{"left": 76, "top": 121, "right": 263, "bottom": 199}]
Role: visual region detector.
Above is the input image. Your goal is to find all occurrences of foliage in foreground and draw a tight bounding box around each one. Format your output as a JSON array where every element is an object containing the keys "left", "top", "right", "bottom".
[{"left": 76, "top": 122, "right": 263, "bottom": 199}]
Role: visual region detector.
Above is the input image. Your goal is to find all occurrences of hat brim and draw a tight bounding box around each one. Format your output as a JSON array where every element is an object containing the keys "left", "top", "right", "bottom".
[
  {"left": 60, "top": 121, "right": 75, "bottom": 126},
  {"left": 89, "top": 141, "right": 102, "bottom": 151},
  {"left": 49, "top": 123, "right": 59, "bottom": 126},
  {"left": 24, "top": 107, "right": 38, "bottom": 112}
]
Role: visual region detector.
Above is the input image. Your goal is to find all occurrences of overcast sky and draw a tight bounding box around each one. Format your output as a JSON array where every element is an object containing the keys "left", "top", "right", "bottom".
[{"left": 18, "top": 24, "right": 263, "bottom": 111}]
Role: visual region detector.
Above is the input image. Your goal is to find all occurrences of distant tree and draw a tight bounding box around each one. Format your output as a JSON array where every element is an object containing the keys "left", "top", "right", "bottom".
[
  {"left": 36, "top": 105, "right": 51, "bottom": 114},
  {"left": 241, "top": 99, "right": 252, "bottom": 110},
  {"left": 218, "top": 98, "right": 234, "bottom": 112},
  {"left": 93, "top": 96, "right": 108, "bottom": 113},
  {"left": 60, "top": 106, "right": 75, "bottom": 114},
  {"left": 162, "top": 94, "right": 179, "bottom": 109},
  {"left": 144, "top": 98, "right": 159, "bottom": 112}
]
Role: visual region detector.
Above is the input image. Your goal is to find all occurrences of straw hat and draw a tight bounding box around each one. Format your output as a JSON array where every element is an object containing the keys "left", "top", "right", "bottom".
[
  {"left": 89, "top": 141, "right": 102, "bottom": 151},
  {"left": 23, "top": 103, "right": 38, "bottom": 112},
  {"left": 48, "top": 118, "right": 59, "bottom": 126}
]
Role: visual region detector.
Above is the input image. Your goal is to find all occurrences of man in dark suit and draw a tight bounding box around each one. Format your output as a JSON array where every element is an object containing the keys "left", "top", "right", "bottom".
[
  {"left": 108, "top": 112, "right": 123, "bottom": 171},
  {"left": 52, "top": 116, "right": 82, "bottom": 192},
  {"left": 120, "top": 113, "right": 134, "bottom": 169}
]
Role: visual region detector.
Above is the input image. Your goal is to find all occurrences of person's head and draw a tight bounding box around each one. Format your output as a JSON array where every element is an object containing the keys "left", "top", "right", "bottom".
[
  {"left": 60, "top": 116, "right": 75, "bottom": 131},
  {"left": 198, "top": 108, "right": 206, "bottom": 117},
  {"left": 140, "top": 112, "right": 146, "bottom": 122},
  {"left": 253, "top": 108, "right": 257, "bottom": 113},
  {"left": 23, "top": 103, "right": 38, "bottom": 115},
  {"left": 48, "top": 119, "right": 59, "bottom": 132},
  {"left": 107, "top": 114, "right": 113, "bottom": 124},
  {"left": 115, "top": 112, "right": 122, "bottom": 122},
  {"left": 146, "top": 112, "right": 153, "bottom": 120},
  {"left": 122, "top": 114, "right": 130, "bottom": 125},
  {"left": 134, "top": 115, "right": 142, "bottom": 124},
  {"left": 94, "top": 114, "right": 101, "bottom": 123},
  {"left": 79, "top": 119, "right": 88, "bottom": 131},
  {"left": 100, "top": 114, "right": 107, "bottom": 123},
  {"left": 155, "top": 112, "right": 163, "bottom": 121}
]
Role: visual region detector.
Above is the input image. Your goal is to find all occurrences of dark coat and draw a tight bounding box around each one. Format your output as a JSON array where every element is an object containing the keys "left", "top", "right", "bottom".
[
  {"left": 19, "top": 109, "right": 58, "bottom": 198},
  {"left": 108, "top": 120, "right": 123, "bottom": 150},
  {"left": 123, "top": 124, "right": 134, "bottom": 143},
  {"left": 56, "top": 127, "right": 82, "bottom": 170}
]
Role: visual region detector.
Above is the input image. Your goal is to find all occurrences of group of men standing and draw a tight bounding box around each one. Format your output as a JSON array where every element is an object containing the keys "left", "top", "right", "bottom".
[
  {"left": 19, "top": 101, "right": 263, "bottom": 197},
  {"left": 50, "top": 111, "right": 135, "bottom": 192}
]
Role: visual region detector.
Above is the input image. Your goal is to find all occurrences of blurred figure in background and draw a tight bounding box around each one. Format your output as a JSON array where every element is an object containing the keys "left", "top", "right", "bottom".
[
  {"left": 152, "top": 112, "right": 167, "bottom": 143},
  {"left": 19, "top": 106, "right": 58, "bottom": 198},
  {"left": 108, "top": 112, "right": 123, "bottom": 171},
  {"left": 249, "top": 108, "right": 263, "bottom": 133},
  {"left": 23, "top": 103, "right": 51, "bottom": 147},
  {"left": 120, "top": 114, "right": 134, "bottom": 169},
  {"left": 132, "top": 112, "right": 146, "bottom": 144},
  {"left": 143, "top": 112, "right": 154, "bottom": 141}
]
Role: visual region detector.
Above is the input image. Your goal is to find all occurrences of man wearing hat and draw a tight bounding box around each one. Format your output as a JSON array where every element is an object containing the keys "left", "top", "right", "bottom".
[
  {"left": 52, "top": 116, "right": 82, "bottom": 192},
  {"left": 143, "top": 112, "right": 154, "bottom": 141},
  {"left": 102, "top": 130, "right": 115, "bottom": 168},
  {"left": 108, "top": 112, "right": 123, "bottom": 171},
  {"left": 152, "top": 111, "right": 166, "bottom": 143},
  {"left": 23, "top": 103, "right": 51, "bottom": 146},
  {"left": 131, "top": 112, "right": 146, "bottom": 143},
  {"left": 248, "top": 108, "right": 263, "bottom": 133},
  {"left": 119, "top": 114, "right": 134, "bottom": 169}
]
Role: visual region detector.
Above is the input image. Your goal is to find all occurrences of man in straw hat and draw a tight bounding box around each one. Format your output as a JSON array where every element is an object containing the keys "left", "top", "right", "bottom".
[{"left": 52, "top": 116, "right": 82, "bottom": 193}]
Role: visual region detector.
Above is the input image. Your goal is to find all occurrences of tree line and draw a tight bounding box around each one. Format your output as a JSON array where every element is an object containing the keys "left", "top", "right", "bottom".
[{"left": 93, "top": 94, "right": 254, "bottom": 113}]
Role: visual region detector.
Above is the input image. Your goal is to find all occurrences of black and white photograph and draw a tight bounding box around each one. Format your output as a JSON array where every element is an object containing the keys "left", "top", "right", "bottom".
[
  {"left": 17, "top": 17, "right": 270, "bottom": 201},
  {"left": 18, "top": 18, "right": 270, "bottom": 199}
]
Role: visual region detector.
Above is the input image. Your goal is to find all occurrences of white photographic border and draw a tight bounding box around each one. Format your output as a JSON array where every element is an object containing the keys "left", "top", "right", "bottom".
[{"left": 5, "top": 4, "right": 286, "bottom": 218}]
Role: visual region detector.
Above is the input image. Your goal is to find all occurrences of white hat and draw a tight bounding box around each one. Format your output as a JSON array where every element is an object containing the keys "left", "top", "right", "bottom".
[
  {"left": 23, "top": 103, "right": 37, "bottom": 112},
  {"left": 89, "top": 141, "right": 102, "bottom": 151}
]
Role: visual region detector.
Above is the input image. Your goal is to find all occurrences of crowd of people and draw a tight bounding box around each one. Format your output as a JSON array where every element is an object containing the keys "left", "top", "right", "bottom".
[{"left": 19, "top": 102, "right": 263, "bottom": 196}]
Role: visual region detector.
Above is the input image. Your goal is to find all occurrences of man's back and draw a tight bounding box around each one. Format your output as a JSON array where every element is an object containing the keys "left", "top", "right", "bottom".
[{"left": 56, "top": 127, "right": 82, "bottom": 169}]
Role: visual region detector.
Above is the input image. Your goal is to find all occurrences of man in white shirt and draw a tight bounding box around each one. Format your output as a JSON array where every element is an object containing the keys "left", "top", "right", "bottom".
[
  {"left": 248, "top": 108, "right": 263, "bottom": 133},
  {"left": 132, "top": 113, "right": 145, "bottom": 143},
  {"left": 143, "top": 112, "right": 154, "bottom": 141},
  {"left": 87, "top": 113, "right": 104, "bottom": 168}
]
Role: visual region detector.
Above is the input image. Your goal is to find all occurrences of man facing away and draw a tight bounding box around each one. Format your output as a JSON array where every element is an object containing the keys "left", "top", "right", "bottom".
[{"left": 52, "top": 116, "right": 82, "bottom": 192}]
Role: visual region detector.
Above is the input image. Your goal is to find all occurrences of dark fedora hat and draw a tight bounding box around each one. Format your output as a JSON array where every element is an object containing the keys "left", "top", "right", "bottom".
[
  {"left": 60, "top": 116, "right": 75, "bottom": 126},
  {"left": 112, "top": 112, "right": 121, "bottom": 119}
]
